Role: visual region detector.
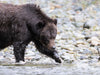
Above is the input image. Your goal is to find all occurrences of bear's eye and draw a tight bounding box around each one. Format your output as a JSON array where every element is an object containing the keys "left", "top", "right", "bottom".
[
  {"left": 41, "top": 36, "right": 49, "bottom": 45},
  {"left": 42, "top": 36, "right": 47, "bottom": 41},
  {"left": 36, "top": 21, "right": 45, "bottom": 29}
]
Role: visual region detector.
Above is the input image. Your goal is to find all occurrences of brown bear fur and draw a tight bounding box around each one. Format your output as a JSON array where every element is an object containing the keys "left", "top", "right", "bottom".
[{"left": 0, "top": 3, "right": 61, "bottom": 63}]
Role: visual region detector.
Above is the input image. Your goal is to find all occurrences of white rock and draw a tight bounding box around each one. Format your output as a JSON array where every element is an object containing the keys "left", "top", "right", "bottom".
[
  {"left": 89, "top": 47, "right": 98, "bottom": 54},
  {"left": 76, "top": 40, "right": 85, "bottom": 45},
  {"left": 90, "top": 36, "right": 100, "bottom": 46},
  {"left": 74, "top": 14, "right": 85, "bottom": 22},
  {"left": 61, "top": 53, "right": 75, "bottom": 63},
  {"left": 74, "top": 33, "right": 85, "bottom": 40},
  {"left": 85, "top": 19, "right": 97, "bottom": 28},
  {"left": 61, "top": 45, "right": 75, "bottom": 51},
  {"left": 15, "top": 61, "right": 26, "bottom": 64},
  {"left": 56, "top": 35, "right": 61, "bottom": 40}
]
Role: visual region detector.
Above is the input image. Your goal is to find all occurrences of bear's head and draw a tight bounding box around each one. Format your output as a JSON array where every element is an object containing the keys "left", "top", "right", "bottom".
[{"left": 36, "top": 19, "right": 57, "bottom": 50}]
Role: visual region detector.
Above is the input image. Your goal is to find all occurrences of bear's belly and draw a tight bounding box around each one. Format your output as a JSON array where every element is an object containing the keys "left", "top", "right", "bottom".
[
  {"left": 0, "top": 41, "right": 12, "bottom": 49},
  {"left": 0, "top": 32, "right": 13, "bottom": 49}
]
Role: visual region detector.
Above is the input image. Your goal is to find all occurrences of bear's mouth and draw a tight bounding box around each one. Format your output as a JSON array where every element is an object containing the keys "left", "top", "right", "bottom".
[{"left": 39, "top": 40, "right": 52, "bottom": 50}]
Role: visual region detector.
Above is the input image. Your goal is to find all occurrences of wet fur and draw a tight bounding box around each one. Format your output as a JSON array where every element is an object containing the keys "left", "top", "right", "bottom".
[{"left": 0, "top": 3, "right": 61, "bottom": 63}]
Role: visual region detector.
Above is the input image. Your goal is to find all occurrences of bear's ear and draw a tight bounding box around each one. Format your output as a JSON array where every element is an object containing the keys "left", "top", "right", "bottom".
[
  {"left": 54, "top": 19, "right": 57, "bottom": 25},
  {"left": 36, "top": 21, "right": 45, "bottom": 29}
]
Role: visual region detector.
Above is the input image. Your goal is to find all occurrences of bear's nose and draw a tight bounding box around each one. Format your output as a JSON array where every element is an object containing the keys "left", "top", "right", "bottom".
[{"left": 52, "top": 46, "right": 56, "bottom": 49}]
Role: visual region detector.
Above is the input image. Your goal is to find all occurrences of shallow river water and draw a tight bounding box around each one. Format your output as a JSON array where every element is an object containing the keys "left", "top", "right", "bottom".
[{"left": 0, "top": 61, "right": 100, "bottom": 75}]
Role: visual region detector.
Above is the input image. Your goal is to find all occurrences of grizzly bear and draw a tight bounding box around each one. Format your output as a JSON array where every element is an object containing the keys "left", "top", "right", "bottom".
[{"left": 0, "top": 3, "right": 61, "bottom": 63}]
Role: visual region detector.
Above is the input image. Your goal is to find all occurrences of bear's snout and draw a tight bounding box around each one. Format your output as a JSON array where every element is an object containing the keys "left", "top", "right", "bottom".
[
  {"left": 47, "top": 39, "right": 56, "bottom": 49},
  {"left": 52, "top": 46, "right": 56, "bottom": 49}
]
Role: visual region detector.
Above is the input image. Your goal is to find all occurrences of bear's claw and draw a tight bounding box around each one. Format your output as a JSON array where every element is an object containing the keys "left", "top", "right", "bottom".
[
  {"left": 55, "top": 57, "right": 61, "bottom": 63},
  {"left": 53, "top": 52, "right": 61, "bottom": 63}
]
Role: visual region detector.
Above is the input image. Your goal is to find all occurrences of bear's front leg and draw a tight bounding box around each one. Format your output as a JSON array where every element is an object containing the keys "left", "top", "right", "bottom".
[
  {"left": 34, "top": 40, "right": 61, "bottom": 63},
  {"left": 13, "top": 42, "right": 27, "bottom": 63}
]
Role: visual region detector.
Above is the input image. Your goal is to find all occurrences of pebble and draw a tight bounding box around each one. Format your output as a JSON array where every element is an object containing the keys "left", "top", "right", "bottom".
[
  {"left": 61, "top": 45, "right": 75, "bottom": 51},
  {"left": 89, "top": 47, "right": 98, "bottom": 54},
  {"left": 84, "top": 19, "right": 97, "bottom": 28},
  {"left": 61, "top": 53, "right": 74, "bottom": 63},
  {"left": 89, "top": 36, "right": 100, "bottom": 46}
]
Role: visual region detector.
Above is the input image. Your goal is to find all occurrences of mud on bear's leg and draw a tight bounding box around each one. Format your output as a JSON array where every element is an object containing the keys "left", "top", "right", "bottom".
[
  {"left": 34, "top": 40, "right": 61, "bottom": 63},
  {"left": 13, "top": 42, "right": 27, "bottom": 62}
]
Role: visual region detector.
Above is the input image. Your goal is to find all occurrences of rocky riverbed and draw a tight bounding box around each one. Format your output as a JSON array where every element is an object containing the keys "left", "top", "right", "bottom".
[{"left": 0, "top": 0, "right": 100, "bottom": 75}]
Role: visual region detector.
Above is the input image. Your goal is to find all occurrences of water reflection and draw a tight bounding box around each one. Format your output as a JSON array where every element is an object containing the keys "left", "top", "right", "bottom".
[{"left": 0, "top": 62, "right": 100, "bottom": 75}]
